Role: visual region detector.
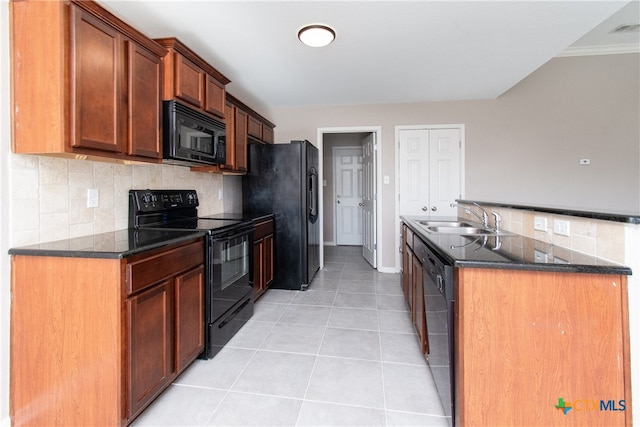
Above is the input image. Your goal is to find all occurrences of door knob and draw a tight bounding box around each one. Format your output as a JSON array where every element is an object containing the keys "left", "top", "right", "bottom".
[
  {"left": 422, "top": 206, "right": 428, "bottom": 211},
  {"left": 431, "top": 206, "right": 437, "bottom": 212}
]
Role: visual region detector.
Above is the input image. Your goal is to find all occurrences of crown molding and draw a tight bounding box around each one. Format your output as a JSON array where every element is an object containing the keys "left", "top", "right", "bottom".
[{"left": 556, "top": 43, "right": 640, "bottom": 57}]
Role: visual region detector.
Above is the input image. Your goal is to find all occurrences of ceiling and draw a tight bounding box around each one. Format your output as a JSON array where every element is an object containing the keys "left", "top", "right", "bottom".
[{"left": 100, "top": 1, "right": 640, "bottom": 112}]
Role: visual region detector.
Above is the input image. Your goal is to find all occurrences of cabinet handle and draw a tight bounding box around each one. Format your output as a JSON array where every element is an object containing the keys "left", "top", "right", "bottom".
[
  {"left": 431, "top": 206, "right": 437, "bottom": 212},
  {"left": 422, "top": 206, "right": 428, "bottom": 211}
]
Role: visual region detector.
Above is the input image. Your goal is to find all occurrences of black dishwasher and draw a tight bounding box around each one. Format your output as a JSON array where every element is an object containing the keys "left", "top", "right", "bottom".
[{"left": 420, "top": 241, "right": 455, "bottom": 425}]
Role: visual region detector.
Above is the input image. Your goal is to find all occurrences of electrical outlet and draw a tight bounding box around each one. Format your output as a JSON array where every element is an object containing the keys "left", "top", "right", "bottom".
[
  {"left": 534, "top": 250, "right": 548, "bottom": 263},
  {"left": 553, "top": 219, "right": 571, "bottom": 236},
  {"left": 87, "top": 188, "right": 99, "bottom": 208},
  {"left": 533, "top": 216, "right": 547, "bottom": 231}
]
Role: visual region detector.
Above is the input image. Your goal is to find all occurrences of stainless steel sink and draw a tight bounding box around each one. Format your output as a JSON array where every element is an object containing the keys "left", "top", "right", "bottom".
[
  {"left": 425, "top": 226, "right": 496, "bottom": 235},
  {"left": 417, "top": 220, "right": 474, "bottom": 227},
  {"left": 413, "top": 219, "right": 515, "bottom": 236}
]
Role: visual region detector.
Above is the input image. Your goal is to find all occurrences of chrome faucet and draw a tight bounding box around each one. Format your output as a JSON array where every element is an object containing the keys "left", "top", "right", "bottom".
[
  {"left": 492, "top": 211, "right": 502, "bottom": 232},
  {"left": 450, "top": 202, "right": 489, "bottom": 228}
]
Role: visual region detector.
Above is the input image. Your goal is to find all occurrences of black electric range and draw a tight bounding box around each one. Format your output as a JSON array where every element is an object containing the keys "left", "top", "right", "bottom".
[{"left": 129, "top": 189, "right": 254, "bottom": 359}]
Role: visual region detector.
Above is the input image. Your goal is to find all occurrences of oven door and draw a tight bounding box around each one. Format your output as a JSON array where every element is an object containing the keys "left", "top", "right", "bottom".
[{"left": 209, "top": 227, "right": 253, "bottom": 321}]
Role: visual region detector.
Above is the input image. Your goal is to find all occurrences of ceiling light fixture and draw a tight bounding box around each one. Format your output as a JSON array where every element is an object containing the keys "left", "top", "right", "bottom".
[{"left": 298, "top": 24, "right": 336, "bottom": 47}]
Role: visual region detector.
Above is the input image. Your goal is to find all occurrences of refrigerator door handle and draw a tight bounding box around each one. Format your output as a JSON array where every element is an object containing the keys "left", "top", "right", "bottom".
[{"left": 308, "top": 167, "right": 318, "bottom": 223}]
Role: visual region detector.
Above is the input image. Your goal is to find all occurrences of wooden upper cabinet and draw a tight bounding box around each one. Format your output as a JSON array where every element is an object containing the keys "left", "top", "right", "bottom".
[
  {"left": 127, "top": 41, "right": 162, "bottom": 158},
  {"left": 247, "top": 113, "right": 275, "bottom": 144},
  {"left": 10, "top": 0, "right": 166, "bottom": 162},
  {"left": 174, "top": 53, "right": 205, "bottom": 108},
  {"left": 155, "top": 37, "right": 230, "bottom": 120},
  {"left": 235, "top": 107, "right": 248, "bottom": 171},
  {"left": 247, "top": 115, "right": 263, "bottom": 140},
  {"left": 205, "top": 74, "right": 226, "bottom": 118},
  {"left": 262, "top": 125, "right": 274, "bottom": 144},
  {"left": 71, "top": 6, "right": 122, "bottom": 153}
]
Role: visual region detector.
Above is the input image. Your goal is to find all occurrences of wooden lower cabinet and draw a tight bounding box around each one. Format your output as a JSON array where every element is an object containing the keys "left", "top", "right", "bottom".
[
  {"left": 401, "top": 224, "right": 427, "bottom": 353},
  {"left": 127, "top": 280, "right": 173, "bottom": 418},
  {"left": 10, "top": 238, "right": 205, "bottom": 426},
  {"left": 455, "top": 268, "right": 631, "bottom": 426},
  {"left": 252, "top": 218, "right": 275, "bottom": 300}
]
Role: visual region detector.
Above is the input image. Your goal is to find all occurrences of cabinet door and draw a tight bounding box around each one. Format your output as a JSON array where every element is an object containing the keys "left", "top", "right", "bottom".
[
  {"left": 205, "top": 74, "right": 225, "bottom": 118},
  {"left": 223, "top": 102, "right": 237, "bottom": 170},
  {"left": 264, "top": 234, "right": 274, "bottom": 288},
  {"left": 174, "top": 53, "right": 204, "bottom": 108},
  {"left": 127, "top": 281, "right": 173, "bottom": 418},
  {"left": 247, "top": 115, "right": 262, "bottom": 140},
  {"left": 401, "top": 227, "right": 410, "bottom": 302},
  {"left": 175, "top": 265, "right": 205, "bottom": 373},
  {"left": 253, "top": 238, "right": 265, "bottom": 299},
  {"left": 127, "top": 40, "right": 162, "bottom": 159},
  {"left": 262, "top": 126, "right": 274, "bottom": 144},
  {"left": 235, "top": 108, "right": 248, "bottom": 171},
  {"left": 70, "top": 6, "right": 122, "bottom": 153}
]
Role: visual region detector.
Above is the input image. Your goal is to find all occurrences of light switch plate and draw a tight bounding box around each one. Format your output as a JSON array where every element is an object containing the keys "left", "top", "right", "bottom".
[{"left": 87, "top": 188, "right": 99, "bottom": 208}]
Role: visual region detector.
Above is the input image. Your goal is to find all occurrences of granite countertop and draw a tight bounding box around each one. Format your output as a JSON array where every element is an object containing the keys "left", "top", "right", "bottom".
[
  {"left": 8, "top": 229, "right": 207, "bottom": 259},
  {"left": 457, "top": 199, "right": 640, "bottom": 224},
  {"left": 402, "top": 216, "right": 632, "bottom": 275},
  {"left": 8, "top": 212, "right": 276, "bottom": 259}
]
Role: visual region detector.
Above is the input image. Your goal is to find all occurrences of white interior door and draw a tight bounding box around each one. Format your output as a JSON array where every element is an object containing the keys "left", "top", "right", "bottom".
[
  {"left": 399, "top": 128, "right": 461, "bottom": 216},
  {"left": 399, "top": 130, "right": 430, "bottom": 215},
  {"left": 362, "top": 134, "right": 376, "bottom": 267},
  {"left": 335, "top": 147, "right": 363, "bottom": 245},
  {"left": 429, "top": 129, "right": 461, "bottom": 215}
]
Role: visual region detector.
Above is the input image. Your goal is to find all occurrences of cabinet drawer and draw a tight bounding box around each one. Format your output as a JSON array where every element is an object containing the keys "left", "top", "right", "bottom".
[
  {"left": 254, "top": 219, "right": 274, "bottom": 240},
  {"left": 126, "top": 240, "right": 204, "bottom": 295}
]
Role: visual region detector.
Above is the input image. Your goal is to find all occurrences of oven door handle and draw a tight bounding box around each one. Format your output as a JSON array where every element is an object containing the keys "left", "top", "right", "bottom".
[
  {"left": 217, "top": 298, "right": 251, "bottom": 329},
  {"left": 214, "top": 226, "right": 253, "bottom": 242}
]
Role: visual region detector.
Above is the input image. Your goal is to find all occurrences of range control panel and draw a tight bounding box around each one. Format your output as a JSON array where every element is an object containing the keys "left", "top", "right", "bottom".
[{"left": 130, "top": 189, "right": 199, "bottom": 213}]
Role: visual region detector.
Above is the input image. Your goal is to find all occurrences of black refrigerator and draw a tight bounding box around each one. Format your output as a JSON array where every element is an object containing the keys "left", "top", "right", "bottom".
[{"left": 243, "top": 140, "right": 320, "bottom": 290}]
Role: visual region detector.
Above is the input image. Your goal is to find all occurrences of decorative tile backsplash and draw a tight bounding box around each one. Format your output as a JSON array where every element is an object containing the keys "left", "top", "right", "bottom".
[
  {"left": 10, "top": 154, "right": 240, "bottom": 246},
  {"left": 458, "top": 204, "right": 629, "bottom": 265}
]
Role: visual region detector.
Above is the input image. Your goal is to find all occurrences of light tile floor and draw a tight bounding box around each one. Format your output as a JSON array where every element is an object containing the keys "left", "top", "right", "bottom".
[{"left": 131, "top": 246, "right": 448, "bottom": 426}]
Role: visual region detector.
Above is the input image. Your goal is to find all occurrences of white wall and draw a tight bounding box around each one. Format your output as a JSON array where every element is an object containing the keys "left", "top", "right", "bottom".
[{"left": 271, "top": 53, "right": 640, "bottom": 270}]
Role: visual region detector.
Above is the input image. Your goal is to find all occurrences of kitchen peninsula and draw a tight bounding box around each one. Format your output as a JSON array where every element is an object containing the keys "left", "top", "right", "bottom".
[{"left": 401, "top": 207, "right": 632, "bottom": 426}]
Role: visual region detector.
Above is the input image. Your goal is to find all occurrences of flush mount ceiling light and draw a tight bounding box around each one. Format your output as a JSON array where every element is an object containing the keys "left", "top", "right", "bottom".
[{"left": 298, "top": 24, "right": 336, "bottom": 47}]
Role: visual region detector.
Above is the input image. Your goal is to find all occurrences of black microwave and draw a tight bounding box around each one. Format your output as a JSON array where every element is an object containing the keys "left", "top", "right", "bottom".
[{"left": 163, "top": 100, "right": 226, "bottom": 166}]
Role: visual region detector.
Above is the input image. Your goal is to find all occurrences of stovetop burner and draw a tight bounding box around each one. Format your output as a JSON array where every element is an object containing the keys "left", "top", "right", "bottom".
[{"left": 128, "top": 189, "right": 252, "bottom": 234}]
